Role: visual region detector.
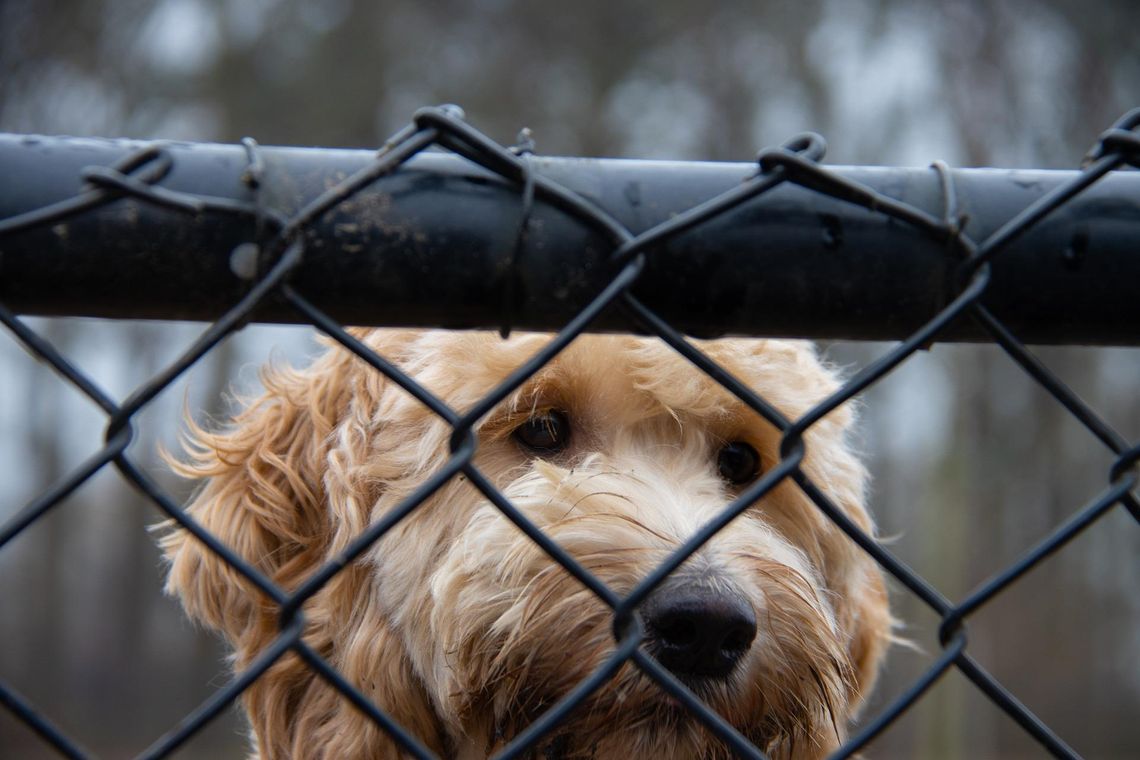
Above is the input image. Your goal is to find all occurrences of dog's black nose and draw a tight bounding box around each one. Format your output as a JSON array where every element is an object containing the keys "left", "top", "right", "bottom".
[{"left": 642, "top": 584, "right": 757, "bottom": 680}]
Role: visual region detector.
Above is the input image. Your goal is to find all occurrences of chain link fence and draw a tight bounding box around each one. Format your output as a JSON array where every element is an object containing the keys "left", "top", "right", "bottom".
[{"left": 1, "top": 106, "right": 1138, "bottom": 759}]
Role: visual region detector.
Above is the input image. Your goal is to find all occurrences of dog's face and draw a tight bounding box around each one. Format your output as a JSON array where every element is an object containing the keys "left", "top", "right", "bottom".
[{"left": 163, "top": 330, "right": 890, "bottom": 760}]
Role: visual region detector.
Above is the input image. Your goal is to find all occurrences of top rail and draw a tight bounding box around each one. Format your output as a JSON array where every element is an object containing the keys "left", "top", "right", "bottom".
[{"left": 1, "top": 133, "right": 1137, "bottom": 344}]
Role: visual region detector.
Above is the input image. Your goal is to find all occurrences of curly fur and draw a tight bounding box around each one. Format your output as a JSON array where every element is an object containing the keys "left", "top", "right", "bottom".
[{"left": 161, "top": 330, "right": 891, "bottom": 759}]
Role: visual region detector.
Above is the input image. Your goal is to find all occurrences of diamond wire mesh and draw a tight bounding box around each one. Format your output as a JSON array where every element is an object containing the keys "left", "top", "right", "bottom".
[{"left": 1, "top": 105, "right": 1138, "bottom": 759}]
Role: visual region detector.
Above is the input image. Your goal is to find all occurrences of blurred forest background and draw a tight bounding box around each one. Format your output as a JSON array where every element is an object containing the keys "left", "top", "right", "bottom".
[{"left": 1, "top": 0, "right": 1138, "bottom": 758}]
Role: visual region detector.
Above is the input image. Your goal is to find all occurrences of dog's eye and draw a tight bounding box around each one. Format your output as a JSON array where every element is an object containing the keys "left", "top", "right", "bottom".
[
  {"left": 513, "top": 410, "right": 571, "bottom": 454},
  {"left": 717, "top": 441, "right": 761, "bottom": 485}
]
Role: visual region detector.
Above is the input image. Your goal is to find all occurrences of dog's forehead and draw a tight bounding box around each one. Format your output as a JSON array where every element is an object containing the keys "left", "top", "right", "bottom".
[
  {"left": 391, "top": 330, "right": 832, "bottom": 424},
  {"left": 560, "top": 334, "right": 747, "bottom": 380},
  {"left": 514, "top": 334, "right": 789, "bottom": 421}
]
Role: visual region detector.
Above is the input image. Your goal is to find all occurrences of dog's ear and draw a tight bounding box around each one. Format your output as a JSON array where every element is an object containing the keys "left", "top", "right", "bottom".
[
  {"left": 750, "top": 340, "right": 892, "bottom": 713},
  {"left": 800, "top": 405, "right": 892, "bottom": 716},
  {"left": 804, "top": 415, "right": 892, "bottom": 716},
  {"left": 842, "top": 559, "right": 892, "bottom": 708},
  {"left": 161, "top": 344, "right": 355, "bottom": 643},
  {"left": 161, "top": 330, "right": 449, "bottom": 756}
]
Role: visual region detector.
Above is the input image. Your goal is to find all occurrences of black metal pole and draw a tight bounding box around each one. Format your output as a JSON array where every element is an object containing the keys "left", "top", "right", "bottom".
[{"left": 1, "top": 133, "right": 1137, "bottom": 344}]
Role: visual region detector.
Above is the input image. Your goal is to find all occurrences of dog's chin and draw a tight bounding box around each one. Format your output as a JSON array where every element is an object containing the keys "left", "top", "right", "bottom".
[
  {"left": 460, "top": 659, "right": 785, "bottom": 760},
  {"left": 501, "top": 695, "right": 780, "bottom": 760},
  {"left": 529, "top": 720, "right": 743, "bottom": 760},
  {"left": 488, "top": 701, "right": 731, "bottom": 760}
]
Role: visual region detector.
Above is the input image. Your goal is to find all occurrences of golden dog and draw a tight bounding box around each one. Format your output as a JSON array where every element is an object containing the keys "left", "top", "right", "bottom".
[{"left": 162, "top": 330, "right": 890, "bottom": 759}]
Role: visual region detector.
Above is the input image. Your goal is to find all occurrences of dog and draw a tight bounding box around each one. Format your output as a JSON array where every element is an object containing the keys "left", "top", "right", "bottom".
[{"left": 162, "top": 329, "right": 890, "bottom": 759}]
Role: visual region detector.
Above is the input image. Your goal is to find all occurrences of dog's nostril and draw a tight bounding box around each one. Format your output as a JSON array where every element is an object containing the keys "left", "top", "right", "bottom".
[{"left": 643, "top": 586, "right": 757, "bottom": 680}]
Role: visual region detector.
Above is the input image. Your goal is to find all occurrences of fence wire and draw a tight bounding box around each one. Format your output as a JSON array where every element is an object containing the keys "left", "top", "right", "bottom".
[{"left": 1, "top": 106, "right": 1139, "bottom": 760}]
